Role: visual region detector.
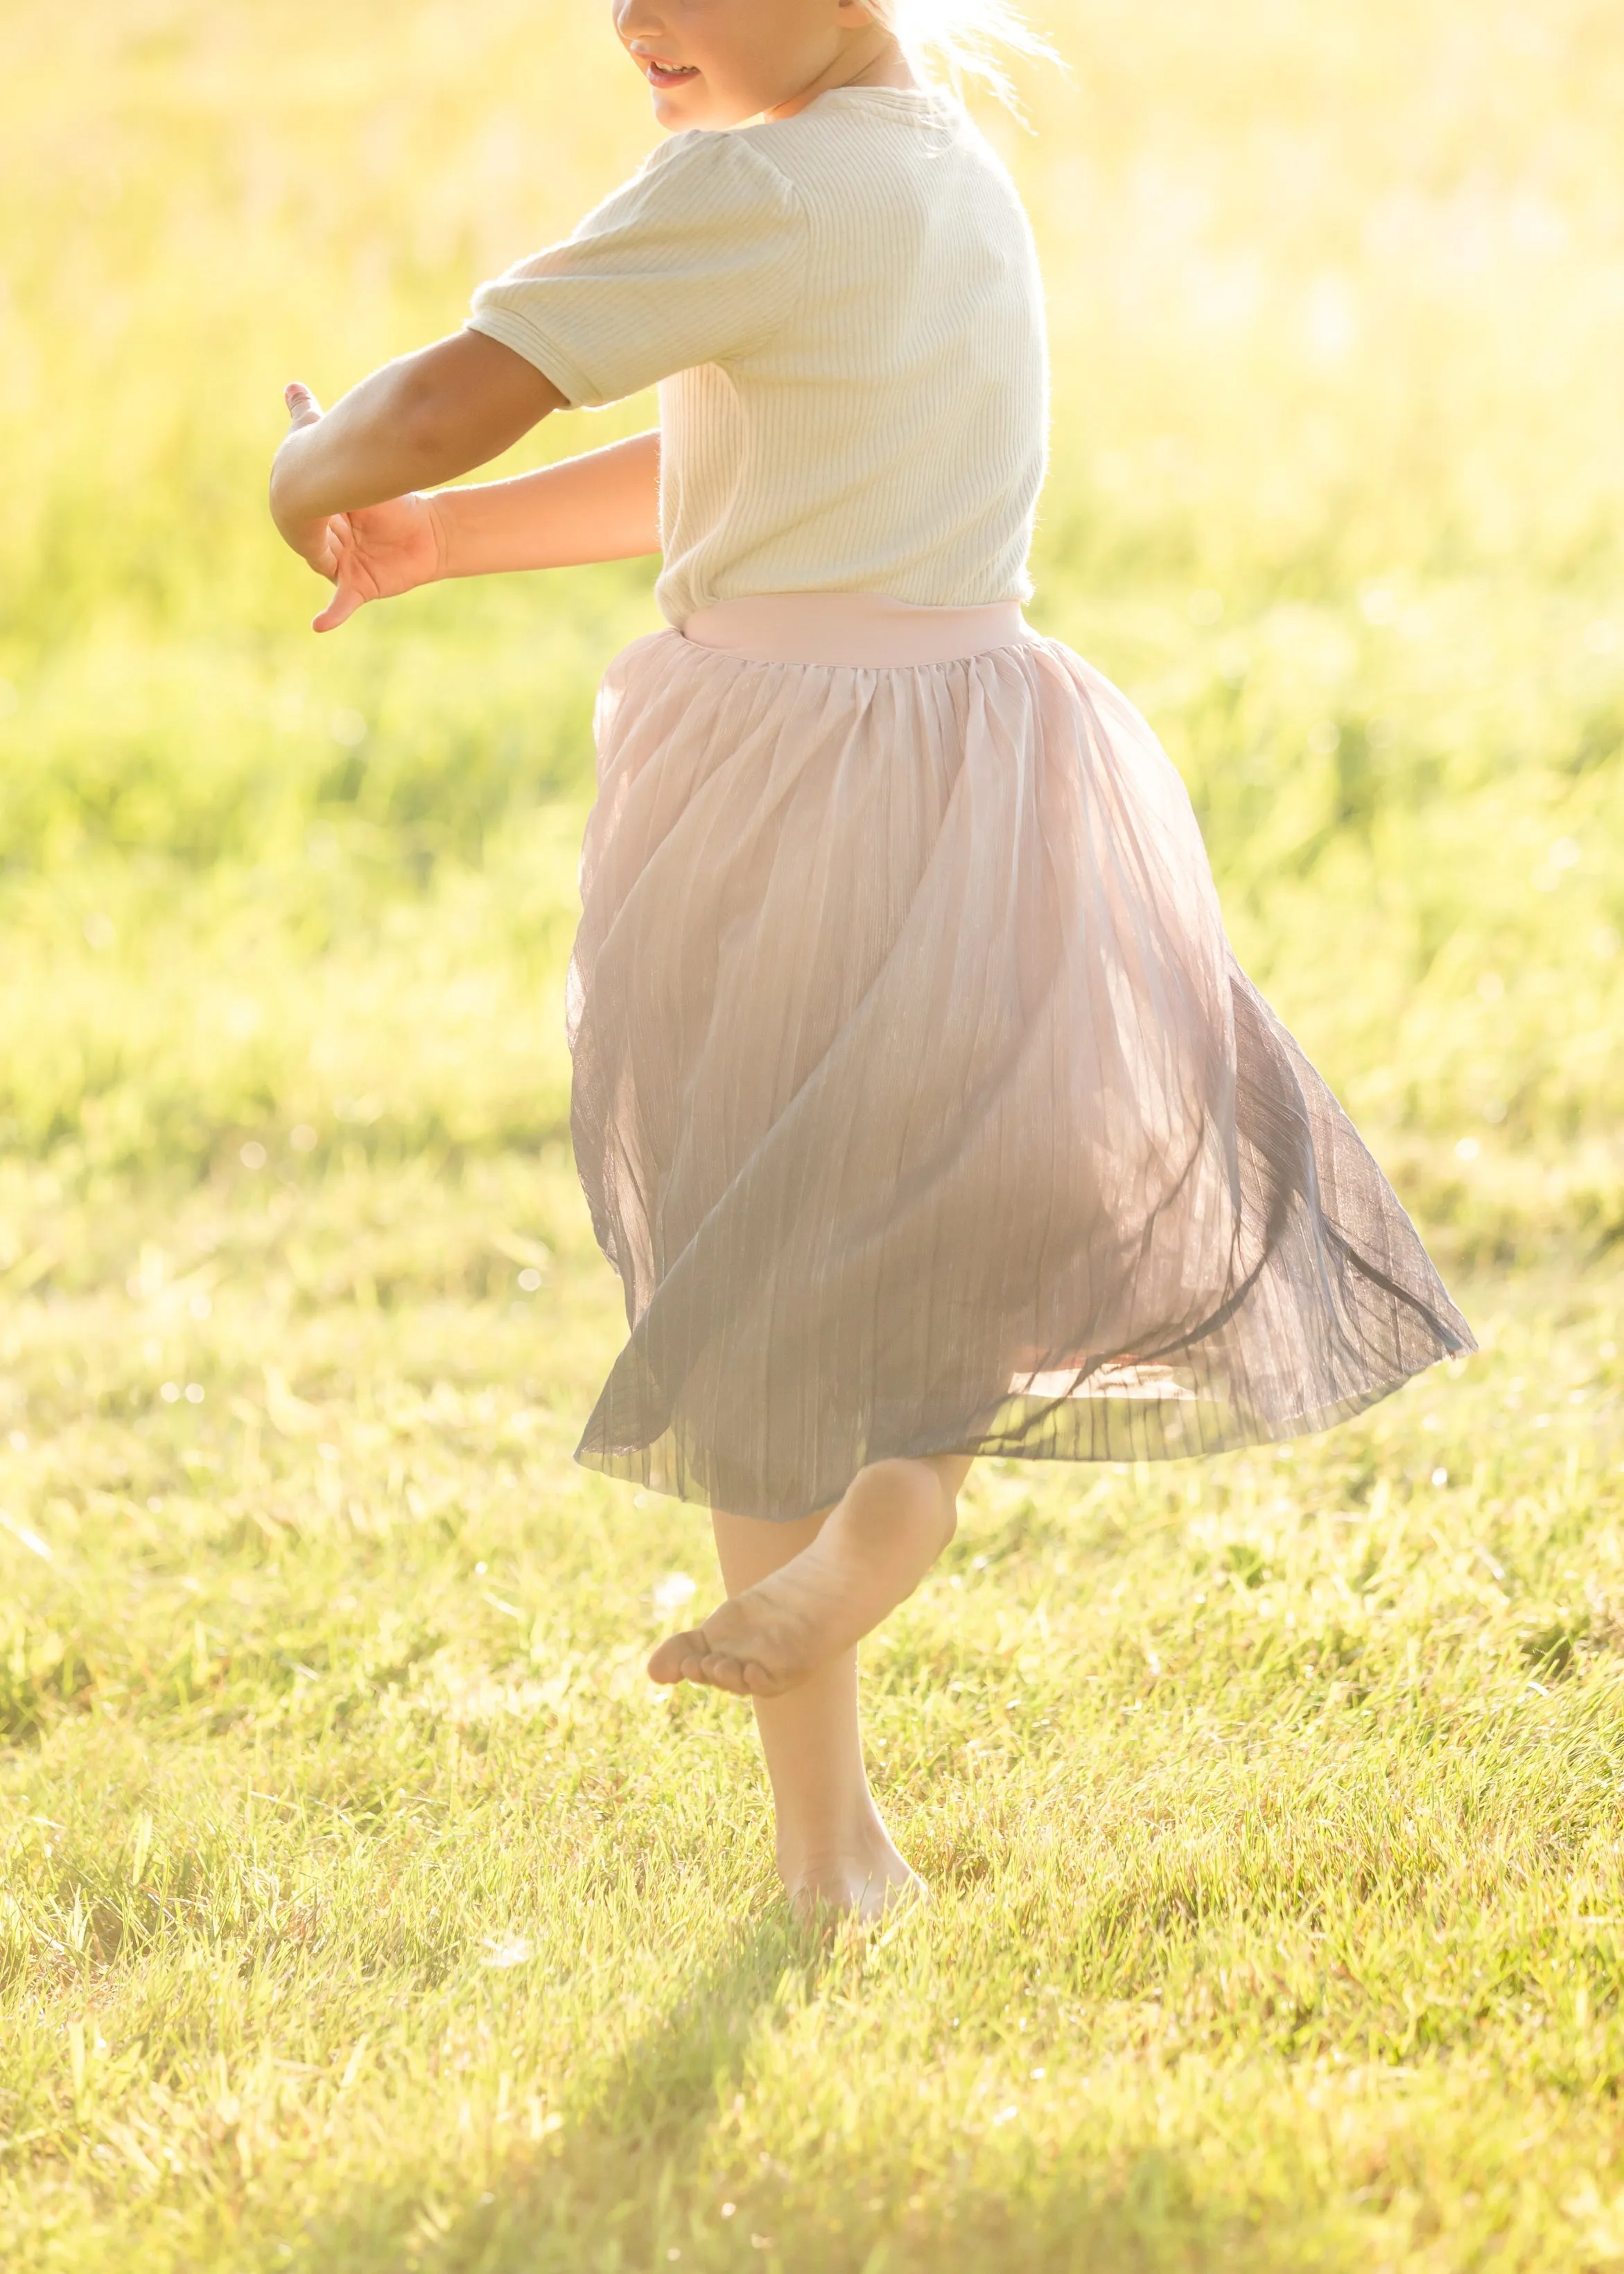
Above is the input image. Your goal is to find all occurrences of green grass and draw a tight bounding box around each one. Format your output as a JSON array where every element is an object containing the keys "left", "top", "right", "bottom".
[
  {"left": 3, "top": 1179, "right": 1624, "bottom": 2268},
  {"left": 6, "top": 0, "right": 1624, "bottom": 2263}
]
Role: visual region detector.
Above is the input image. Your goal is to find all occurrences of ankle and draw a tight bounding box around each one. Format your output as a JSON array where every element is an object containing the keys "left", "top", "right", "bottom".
[{"left": 774, "top": 1802, "right": 893, "bottom": 1880}]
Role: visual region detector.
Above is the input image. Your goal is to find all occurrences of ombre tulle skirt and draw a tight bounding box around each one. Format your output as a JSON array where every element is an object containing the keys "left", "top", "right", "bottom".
[{"left": 567, "top": 593, "right": 1472, "bottom": 1522}]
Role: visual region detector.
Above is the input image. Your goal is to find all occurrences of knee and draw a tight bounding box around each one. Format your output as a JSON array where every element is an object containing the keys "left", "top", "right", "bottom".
[
  {"left": 927, "top": 1465, "right": 961, "bottom": 1546},
  {"left": 859, "top": 1457, "right": 959, "bottom": 1547}
]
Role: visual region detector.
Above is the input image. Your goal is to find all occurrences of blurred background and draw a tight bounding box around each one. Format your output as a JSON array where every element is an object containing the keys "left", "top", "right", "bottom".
[
  {"left": 2, "top": 0, "right": 1623, "bottom": 1258},
  {"left": 4, "top": 14, "right": 1624, "bottom": 2259}
]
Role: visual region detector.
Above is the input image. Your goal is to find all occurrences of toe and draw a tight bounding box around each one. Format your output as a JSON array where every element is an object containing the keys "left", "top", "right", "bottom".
[
  {"left": 699, "top": 1652, "right": 751, "bottom": 1694},
  {"left": 647, "top": 1627, "right": 707, "bottom": 1684}
]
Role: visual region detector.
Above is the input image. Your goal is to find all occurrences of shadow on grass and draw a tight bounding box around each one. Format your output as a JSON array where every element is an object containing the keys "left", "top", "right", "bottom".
[
  {"left": 295, "top": 1905, "right": 833, "bottom": 2274},
  {"left": 568, "top": 1904, "right": 832, "bottom": 2141},
  {"left": 288, "top": 1896, "right": 1356, "bottom": 2274}
]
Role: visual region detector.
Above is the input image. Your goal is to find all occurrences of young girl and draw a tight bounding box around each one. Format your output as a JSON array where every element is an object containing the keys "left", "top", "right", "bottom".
[{"left": 270, "top": 0, "right": 1472, "bottom": 1919}]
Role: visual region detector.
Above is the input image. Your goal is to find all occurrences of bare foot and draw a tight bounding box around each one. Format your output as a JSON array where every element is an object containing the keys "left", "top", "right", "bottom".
[
  {"left": 784, "top": 1838, "right": 927, "bottom": 1926},
  {"left": 647, "top": 1457, "right": 958, "bottom": 1699}
]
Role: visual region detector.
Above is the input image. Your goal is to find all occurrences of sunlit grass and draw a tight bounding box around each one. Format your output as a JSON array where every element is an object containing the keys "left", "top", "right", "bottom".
[
  {"left": 3, "top": 1177, "right": 1623, "bottom": 2268},
  {"left": 4, "top": 0, "right": 1624, "bottom": 2263}
]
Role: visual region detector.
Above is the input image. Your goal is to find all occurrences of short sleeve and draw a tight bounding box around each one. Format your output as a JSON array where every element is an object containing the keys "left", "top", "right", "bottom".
[{"left": 466, "top": 131, "right": 805, "bottom": 409}]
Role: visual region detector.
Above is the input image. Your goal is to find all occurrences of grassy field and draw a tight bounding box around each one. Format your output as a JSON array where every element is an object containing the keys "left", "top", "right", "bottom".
[{"left": 3, "top": 0, "right": 1624, "bottom": 2266}]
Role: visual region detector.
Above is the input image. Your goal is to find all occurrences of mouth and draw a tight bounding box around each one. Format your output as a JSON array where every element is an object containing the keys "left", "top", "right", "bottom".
[{"left": 643, "top": 55, "right": 700, "bottom": 89}]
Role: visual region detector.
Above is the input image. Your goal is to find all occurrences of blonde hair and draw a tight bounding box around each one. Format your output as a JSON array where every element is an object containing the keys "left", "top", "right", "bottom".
[{"left": 866, "top": 0, "right": 1057, "bottom": 107}]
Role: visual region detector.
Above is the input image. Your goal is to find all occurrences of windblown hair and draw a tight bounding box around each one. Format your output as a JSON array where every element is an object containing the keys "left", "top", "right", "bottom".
[{"left": 866, "top": 0, "right": 1056, "bottom": 106}]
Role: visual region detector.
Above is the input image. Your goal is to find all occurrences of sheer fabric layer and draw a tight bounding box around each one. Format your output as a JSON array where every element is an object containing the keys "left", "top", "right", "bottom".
[{"left": 568, "top": 600, "right": 1473, "bottom": 1522}]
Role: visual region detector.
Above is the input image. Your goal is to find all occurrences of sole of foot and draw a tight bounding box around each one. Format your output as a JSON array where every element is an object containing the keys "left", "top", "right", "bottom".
[{"left": 647, "top": 1462, "right": 958, "bottom": 1698}]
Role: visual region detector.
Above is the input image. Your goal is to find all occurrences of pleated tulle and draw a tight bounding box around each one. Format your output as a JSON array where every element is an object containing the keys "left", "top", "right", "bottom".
[{"left": 567, "top": 614, "right": 1473, "bottom": 1522}]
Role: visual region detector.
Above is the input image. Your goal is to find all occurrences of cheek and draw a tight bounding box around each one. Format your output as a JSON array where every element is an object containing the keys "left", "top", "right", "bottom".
[{"left": 686, "top": 0, "right": 783, "bottom": 75}]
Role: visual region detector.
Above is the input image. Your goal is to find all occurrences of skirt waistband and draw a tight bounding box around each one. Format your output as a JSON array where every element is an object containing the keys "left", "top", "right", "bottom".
[{"left": 680, "top": 593, "right": 1036, "bottom": 668}]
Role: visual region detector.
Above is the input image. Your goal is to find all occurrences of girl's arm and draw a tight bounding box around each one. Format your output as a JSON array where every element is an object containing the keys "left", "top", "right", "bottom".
[
  {"left": 272, "top": 346, "right": 663, "bottom": 632},
  {"left": 269, "top": 330, "right": 566, "bottom": 565},
  {"left": 435, "top": 430, "right": 661, "bottom": 576},
  {"left": 308, "top": 428, "right": 661, "bottom": 632}
]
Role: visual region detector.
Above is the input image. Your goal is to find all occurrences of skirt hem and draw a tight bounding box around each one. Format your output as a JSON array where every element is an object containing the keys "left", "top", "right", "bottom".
[{"left": 573, "top": 1330, "right": 1473, "bottom": 1525}]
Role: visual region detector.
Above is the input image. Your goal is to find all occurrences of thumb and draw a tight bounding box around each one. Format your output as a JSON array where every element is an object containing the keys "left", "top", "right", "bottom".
[
  {"left": 313, "top": 582, "right": 365, "bottom": 634},
  {"left": 313, "top": 546, "right": 366, "bottom": 634},
  {"left": 284, "top": 381, "right": 323, "bottom": 432}
]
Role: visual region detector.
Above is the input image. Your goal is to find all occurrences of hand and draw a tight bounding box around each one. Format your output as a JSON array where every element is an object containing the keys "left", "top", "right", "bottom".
[
  {"left": 308, "top": 492, "right": 448, "bottom": 633},
  {"left": 272, "top": 383, "right": 446, "bottom": 632}
]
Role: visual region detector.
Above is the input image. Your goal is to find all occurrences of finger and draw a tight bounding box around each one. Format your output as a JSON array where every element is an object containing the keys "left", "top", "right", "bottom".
[
  {"left": 313, "top": 579, "right": 365, "bottom": 634},
  {"left": 305, "top": 512, "right": 345, "bottom": 582},
  {"left": 283, "top": 381, "right": 324, "bottom": 431}
]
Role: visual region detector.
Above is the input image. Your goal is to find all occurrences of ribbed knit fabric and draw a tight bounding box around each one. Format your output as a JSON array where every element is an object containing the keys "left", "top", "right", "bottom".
[{"left": 467, "top": 89, "right": 1046, "bottom": 627}]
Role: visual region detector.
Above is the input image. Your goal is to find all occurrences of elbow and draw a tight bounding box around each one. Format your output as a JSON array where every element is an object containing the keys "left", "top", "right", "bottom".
[{"left": 268, "top": 442, "right": 319, "bottom": 537}]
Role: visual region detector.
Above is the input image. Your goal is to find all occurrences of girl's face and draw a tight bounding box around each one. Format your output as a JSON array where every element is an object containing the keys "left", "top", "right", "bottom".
[{"left": 613, "top": 0, "right": 900, "bottom": 128}]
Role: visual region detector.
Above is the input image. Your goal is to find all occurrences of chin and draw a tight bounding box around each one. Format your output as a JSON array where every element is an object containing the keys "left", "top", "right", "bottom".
[
  {"left": 650, "top": 89, "right": 703, "bottom": 127},
  {"left": 646, "top": 76, "right": 751, "bottom": 132}
]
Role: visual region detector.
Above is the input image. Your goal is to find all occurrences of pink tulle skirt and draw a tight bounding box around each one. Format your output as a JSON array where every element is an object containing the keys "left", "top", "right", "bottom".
[{"left": 566, "top": 593, "right": 1472, "bottom": 1522}]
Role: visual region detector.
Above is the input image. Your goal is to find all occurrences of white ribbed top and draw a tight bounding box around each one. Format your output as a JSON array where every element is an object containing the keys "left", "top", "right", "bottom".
[{"left": 468, "top": 88, "right": 1048, "bottom": 627}]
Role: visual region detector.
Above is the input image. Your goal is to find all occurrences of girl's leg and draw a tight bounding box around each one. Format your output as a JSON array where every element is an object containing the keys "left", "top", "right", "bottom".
[
  {"left": 708, "top": 1504, "right": 911, "bottom": 1920},
  {"left": 649, "top": 1452, "right": 970, "bottom": 1697},
  {"left": 688, "top": 1456, "right": 970, "bottom": 1918}
]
